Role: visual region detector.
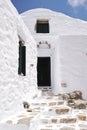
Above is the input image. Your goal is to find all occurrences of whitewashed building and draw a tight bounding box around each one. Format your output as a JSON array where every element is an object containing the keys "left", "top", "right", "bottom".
[
  {"left": 1, "top": 0, "right": 87, "bottom": 116},
  {"left": 0, "top": 0, "right": 37, "bottom": 115},
  {"left": 21, "top": 8, "right": 87, "bottom": 99}
]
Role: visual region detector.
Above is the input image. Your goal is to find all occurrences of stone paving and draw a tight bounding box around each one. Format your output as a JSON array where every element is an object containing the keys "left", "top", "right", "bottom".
[{"left": 1, "top": 90, "right": 87, "bottom": 130}]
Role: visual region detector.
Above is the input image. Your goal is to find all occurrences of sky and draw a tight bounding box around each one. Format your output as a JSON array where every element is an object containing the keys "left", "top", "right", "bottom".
[{"left": 11, "top": 0, "right": 87, "bottom": 21}]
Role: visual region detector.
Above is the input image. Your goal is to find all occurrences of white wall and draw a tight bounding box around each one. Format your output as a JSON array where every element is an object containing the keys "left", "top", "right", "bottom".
[
  {"left": 58, "top": 35, "right": 87, "bottom": 99},
  {"left": 36, "top": 36, "right": 59, "bottom": 89},
  {"left": 21, "top": 8, "right": 87, "bottom": 36},
  {"left": 0, "top": 0, "right": 37, "bottom": 118},
  {"left": 21, "top": 8, "right": 87, "bottom": 99},
  {"left": 52, "top": 38, "right": 62, "bottom": 94}
]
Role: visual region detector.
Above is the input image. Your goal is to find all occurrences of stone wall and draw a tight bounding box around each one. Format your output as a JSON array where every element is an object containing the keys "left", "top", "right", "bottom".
[{"left": 0, "top": 0, "right": 37, "bottom": 116}]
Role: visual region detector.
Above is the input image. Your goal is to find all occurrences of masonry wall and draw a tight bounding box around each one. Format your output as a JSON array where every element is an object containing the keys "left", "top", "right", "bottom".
[
  {"left": 56, "top": 35, "right": 87, "bottom": 99},
  {"left": 21, "top": 8, "right": 87, "bottom": 36},
  {"left": 0, "top": 0, "right": 37, "bottom": 116},
  {"left": 21, "top": 9, "right": 87, "bottom": 99}
]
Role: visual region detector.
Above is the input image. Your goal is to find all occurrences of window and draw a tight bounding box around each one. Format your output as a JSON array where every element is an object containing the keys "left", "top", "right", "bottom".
[
  {"left": 18, "top": 41, "right": 26, "bottom": 76},
  {"left": 36, "top": 20, "right": 49, "bottom": 33}
]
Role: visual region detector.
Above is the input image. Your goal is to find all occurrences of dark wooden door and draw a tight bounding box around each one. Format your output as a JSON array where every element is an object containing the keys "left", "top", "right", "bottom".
[{"left": 37, "top": 57, "right": 51, "bottom": 87}]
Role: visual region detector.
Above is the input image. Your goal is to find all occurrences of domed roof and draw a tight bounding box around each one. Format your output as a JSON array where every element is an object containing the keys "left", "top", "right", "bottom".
[{"left": 21, "top": 8, "right": 87, "bottom": 35}]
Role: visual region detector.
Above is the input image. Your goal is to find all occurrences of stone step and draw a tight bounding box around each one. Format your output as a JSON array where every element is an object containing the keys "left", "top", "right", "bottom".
[
  {"left": 40, "top": 115, "right": 78, "bottom": 124},
  {"left": 40, "top": 115, "right": 77, "bottom": 123},
  {"left": 41, "top": 90, "right": 53, "bottom": 96},
  {"left": 31, "top": 100, "right": 65, "bottom": 108},
  {"left": 77, "top": 114, "right": 86, "bottom": 121},
  {"left": 48, "top": 105, "right": 70, "bottom": 115},
  {"left": 48, "top": 100, "right": 65, "bottom": 106},
  {"left": 68, "top": 99, "right": 87, "bottom": 109},
  {"left": 79, "top": 123, "right": 87, "bottom": 130},
  {"left": 60, "top": 126, "right": 75, "bottom": 130},
  {"left": 39, "top": 124, "right": 76, "bottom": 130},
  {"left": 40, "top": 117, "right": 59, "bottom": 124},
  {"left": 17, "top": 117, "right": 31, "bottom": 125},
  {"left": 60, "top": 117, "right": 77, "bottom": 123},
  {"left": 39, "top": 124, "right": 60, "bottom": 130},
  {"left": 5, "top": 110, "right": 41, "bottom": 125},
  {"left": 1, "top": 91, "right": 87, "bottom": 130}
]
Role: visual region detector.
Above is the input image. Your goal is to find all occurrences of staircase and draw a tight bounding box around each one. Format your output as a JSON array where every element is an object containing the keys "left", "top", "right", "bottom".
[{"left": 1, "top": 90, "right": 87, "bottom": 130}]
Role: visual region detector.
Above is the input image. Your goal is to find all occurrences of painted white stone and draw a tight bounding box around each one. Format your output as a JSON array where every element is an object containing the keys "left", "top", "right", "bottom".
[
  {"left": 1, "top": 0, "right": 87, "bottom": 121},
  {"left": 21, "top": 8, "right": 87, "bottom": 99},
  {"left": 0, "top": 124, "right": 28, "bottom": 130},
  {"left": 0, "top": 0, "right": 37, "bottom": 117}
]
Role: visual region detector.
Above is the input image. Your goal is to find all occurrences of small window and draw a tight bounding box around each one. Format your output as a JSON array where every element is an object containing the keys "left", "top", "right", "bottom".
[
  {"left": 36, "top": 20, "right": 49, "bottom": 33},
  {"left": 18, "top": 41, "right": 26, "bottom": 76}
]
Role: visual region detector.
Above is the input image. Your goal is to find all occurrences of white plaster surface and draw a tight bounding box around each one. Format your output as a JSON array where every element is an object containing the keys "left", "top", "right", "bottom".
[
  {"left": 21, "top": 8, "right": 87, "bottom": 99},
  {"left": 21, "top": 8, "right": 87, "bottom": 35},
  {"left": 1, "top": 1, "right": 87, "bottom": 125},
  {"left": 54, "top": 35, "right": 87, "bottom": 99},
  {"left": 0, "top": 0, "right": 37, "bottom": 118},
  {"left": 0, "top": 125, "right": 28, "bottom": 130}
]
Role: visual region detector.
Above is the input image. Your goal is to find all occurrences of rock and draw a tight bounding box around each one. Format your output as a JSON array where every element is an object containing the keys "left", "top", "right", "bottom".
[
  {"left": 49, "top": 102, "right": 56, "bottom": 106},
  {"left": 68, "top": 91, "right": 82, "bottom": 100},
  {"left": 63, "top": 93, "right": 70, "bottom": 100},
  {"left": 70, "top": 92, "right": 77, "bottom": 99},
  {"left": 68, "top": 103, "right": 75, "bottom": 108},
  {"left": 47, "top": 96, "right": 52, "bottom": 99},
  {"left": 58, "top": 94, "right": 64, "bottom": 100},
  {"left": 2, "top": 90, "right": 87, "bottom": 129},
  {"left": 27, "top": 109, "right": 32, "bottom": 112},
  {"left": 23, "top": 101, "right": 30, "bottom": 109},
  {"left": 60, "top": 91, "right": 83, "bottom": 101},
  {"left": 68, "top": 99, "right": 74, "bottom": 104},
  {"left": 6, "top": 120, "right": 13, "bottom": 124},
  {"left": 57, "top": 100, "right": 64, "bottom": 105},
  {"left": 73, "top": 91, "right": 82, "bottom": 99},
  {"left": 41, "top": 103, "right": 47, "bottom": 106},
  {"left": 76, "top": 103, "right": 86, "bottom": 109},
  {"left": 17, "top": 117, "right": 31, "bottom": 125},
  {"left": 58, "top": 93, "right": 70, "bottom": 100},
  {"left": 51, "top": 118, "right": 57, "bottom": 123},
  {"left": 57, "top": 91, "right": 83, "bottom": 109},
  {"left": 74, "top": 100, "right": 87, "bottom": 109},
  {"left": 74, "top": 99, "right": 87, "bottom": 105},
  {"left": 48, "top": 106, "right": 70, "bottom": 115},
  {"left": 60, "top": 117, "right": 77, "bottom": 123},
  {"left": 67, "top": 99, "right": 75, "bottom": 108},
  {"left": 77, "top": 114, "right": 86, "bottom": 121},
  {"left": 66, "top": 91, "right": 87, "bottom": 109},
  {"left": 55, "top": 106, "right": 69, "bottom": 114}
]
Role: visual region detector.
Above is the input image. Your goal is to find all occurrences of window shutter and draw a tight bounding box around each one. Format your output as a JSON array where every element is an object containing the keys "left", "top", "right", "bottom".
[{"left": 18, "top": 42, "right": 26, "bottom": 76}]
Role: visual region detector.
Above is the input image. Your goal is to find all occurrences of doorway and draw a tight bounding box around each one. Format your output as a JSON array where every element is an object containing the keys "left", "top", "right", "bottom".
[{"left": 37, "top": 57, "right": 51, "bottom": 88}]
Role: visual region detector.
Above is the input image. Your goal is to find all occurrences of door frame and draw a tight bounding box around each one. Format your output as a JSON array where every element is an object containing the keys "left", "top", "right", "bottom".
[{"left": 37, "top": 47, "right": 52, "bottom": 90}]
